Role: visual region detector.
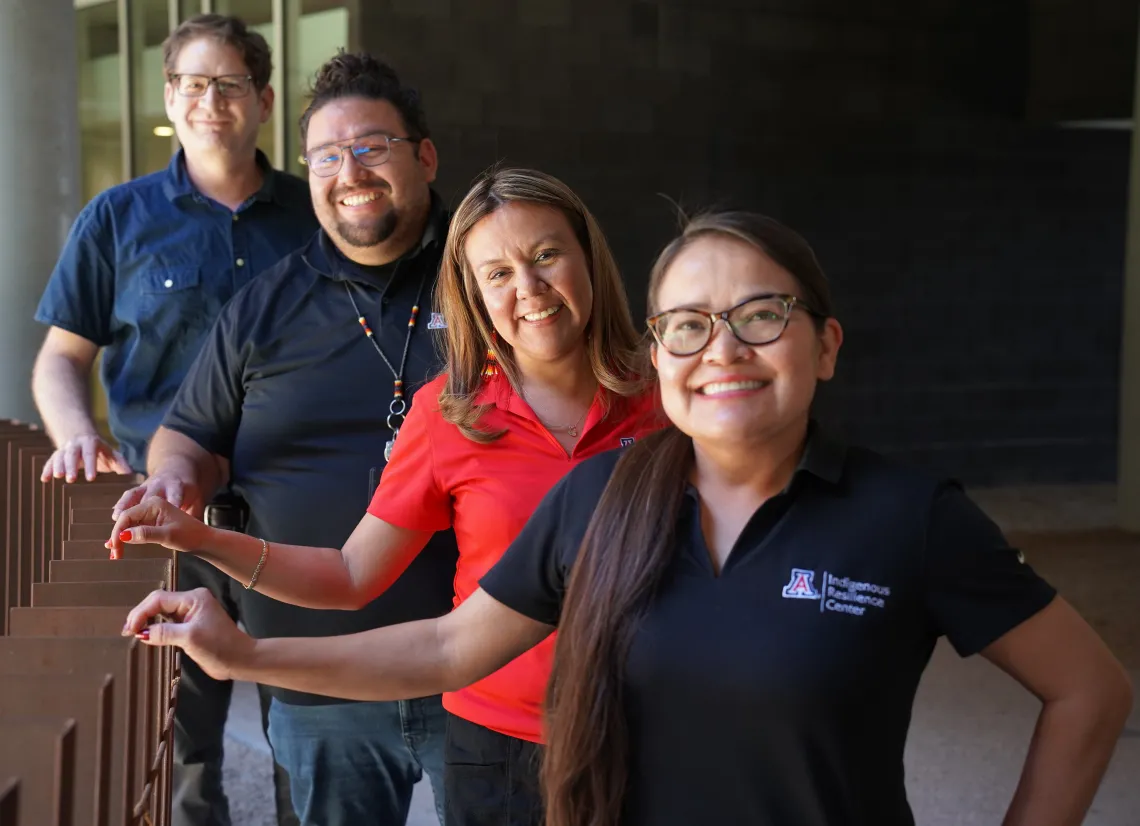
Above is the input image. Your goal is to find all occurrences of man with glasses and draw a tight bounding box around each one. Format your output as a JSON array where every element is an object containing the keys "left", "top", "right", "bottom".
[
  {"left": 32, "top": 13, "right": 317, "bottom": 826},
  {"left": 112, "top": 50, "right": 457, "bottom": 825}
]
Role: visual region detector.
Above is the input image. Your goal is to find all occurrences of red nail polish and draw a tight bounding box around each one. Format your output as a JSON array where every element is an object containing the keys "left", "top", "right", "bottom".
[
  {"left": 119, "top": 529, "right": 132, "bottom": 542},
  {"left": 138, "top": 628, "right": 149, "bottom": 640}
]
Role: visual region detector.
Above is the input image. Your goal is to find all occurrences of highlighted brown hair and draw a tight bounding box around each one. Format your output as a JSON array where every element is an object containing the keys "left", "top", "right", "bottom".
[{"left": 435, "top": 167, "right": 646, "bottom": 442}]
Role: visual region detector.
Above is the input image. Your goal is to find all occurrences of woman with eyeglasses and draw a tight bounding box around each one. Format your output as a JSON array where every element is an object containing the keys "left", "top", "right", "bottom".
[{"left": 120, "top": 209, "right": 1131, "bottom": 826}]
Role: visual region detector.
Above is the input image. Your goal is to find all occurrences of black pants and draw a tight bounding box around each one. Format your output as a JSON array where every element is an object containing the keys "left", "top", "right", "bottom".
[
  {"left": 444, "top": 713, "right": 544, "bottom": 826},
  {"left": 172, "top": 554, "right": 299, "bottom": 826}
]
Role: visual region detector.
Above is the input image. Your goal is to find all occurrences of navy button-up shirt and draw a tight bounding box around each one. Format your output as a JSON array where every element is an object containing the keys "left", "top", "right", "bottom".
[{"left": 35, "top": 149, "right": 318, "bottom": 471}]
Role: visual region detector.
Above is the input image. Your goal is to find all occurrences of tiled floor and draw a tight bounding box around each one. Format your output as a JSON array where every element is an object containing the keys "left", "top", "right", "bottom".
[{"left": 221, "top": 484, "right": 1139, "bottom": 825}]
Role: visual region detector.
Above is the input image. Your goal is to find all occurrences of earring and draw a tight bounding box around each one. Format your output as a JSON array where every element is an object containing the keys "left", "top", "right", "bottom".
[
  {"left": 482, "top": 349, "right": 501, "bottom": 377},
  {"left": 482, "top": 332, "right": 500, "bottom": 377}
]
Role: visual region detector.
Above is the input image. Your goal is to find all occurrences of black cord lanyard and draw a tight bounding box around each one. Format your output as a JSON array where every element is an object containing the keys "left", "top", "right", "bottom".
[{"left": 344, "top": 269, "right": 430, "bottom": 461}]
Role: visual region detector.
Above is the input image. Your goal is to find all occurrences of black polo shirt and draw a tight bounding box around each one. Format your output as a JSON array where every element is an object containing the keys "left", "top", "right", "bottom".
[
  {"left": 163, "top": 193, "right": 460, "bottom": 705},
  {"left": 480, "top": 424, "right": 1056, "bottom": 825}
]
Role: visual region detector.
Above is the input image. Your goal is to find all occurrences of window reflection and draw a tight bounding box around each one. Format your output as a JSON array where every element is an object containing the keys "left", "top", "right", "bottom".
[
  {"left": 76, "top": 0, "right": 123, "bottom": 203},
  {"left": 130, "top": 0, "right": 176, "bottom": 176}
]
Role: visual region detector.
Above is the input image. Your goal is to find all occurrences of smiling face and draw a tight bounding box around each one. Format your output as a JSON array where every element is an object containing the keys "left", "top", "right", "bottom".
[
  {"left": 304, "top": 95, "right": 438, "bottom": 263},
  {"left": 164, "top": 37, "right": 271, "bottom": 160},
  {"left": 464, "top": 201, "right": 594, "bottom": 372},
  {"left": 651, "top": 234, "right": 842, "bottom": 448}
]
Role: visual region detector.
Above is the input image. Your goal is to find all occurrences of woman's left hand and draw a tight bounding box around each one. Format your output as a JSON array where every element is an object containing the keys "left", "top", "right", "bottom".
[{"left": 122, "top": 587, "right": 255, "bottom": 681}]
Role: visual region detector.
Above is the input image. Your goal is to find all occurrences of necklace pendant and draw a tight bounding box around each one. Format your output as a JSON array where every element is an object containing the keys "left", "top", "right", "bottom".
[
  {"left": 384, "top": 439, "right": 395, "bottom": 463},
  {"left": 567, "top": 426, "right": 577, "bottom": 438}
]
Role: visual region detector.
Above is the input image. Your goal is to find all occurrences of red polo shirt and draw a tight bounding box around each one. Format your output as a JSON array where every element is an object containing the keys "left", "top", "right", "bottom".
[{"left": 368, "top": 372, "right": 664, "bottom": 742}]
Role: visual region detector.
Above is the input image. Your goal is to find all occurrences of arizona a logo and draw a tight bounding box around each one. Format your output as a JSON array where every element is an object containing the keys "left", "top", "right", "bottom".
[{"left": 781, "top": 568, "right": 820, "bottom": 599}]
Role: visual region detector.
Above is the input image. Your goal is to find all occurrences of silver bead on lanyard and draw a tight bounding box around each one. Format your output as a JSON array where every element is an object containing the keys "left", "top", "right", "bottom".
[{"left": 344, "top": 270, "right": 429, "bottom": 462}]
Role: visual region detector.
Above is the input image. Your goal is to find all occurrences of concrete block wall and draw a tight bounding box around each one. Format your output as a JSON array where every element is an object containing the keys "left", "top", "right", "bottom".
[{"left": 356, "top": 0, "right": 1134, "bottom": 485}]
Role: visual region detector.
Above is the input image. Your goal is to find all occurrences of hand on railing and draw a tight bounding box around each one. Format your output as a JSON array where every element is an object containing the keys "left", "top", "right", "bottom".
[
  {"left": 106, "top": 496, "right": 209, "bottom": 559},
  {"left": 122, "top": 587, "right": 254, "bottom": 682},
  {"left": 112, "top": 472, "right": 204, "bottom": 521},
  {"left": 39, "top": 434, "right": 131, "bottom": 483}
]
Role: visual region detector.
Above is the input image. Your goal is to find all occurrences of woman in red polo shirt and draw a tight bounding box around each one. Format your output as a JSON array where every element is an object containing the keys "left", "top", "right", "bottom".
[{"left": 110, "top": 166, "right": 664, "bottom": 826}]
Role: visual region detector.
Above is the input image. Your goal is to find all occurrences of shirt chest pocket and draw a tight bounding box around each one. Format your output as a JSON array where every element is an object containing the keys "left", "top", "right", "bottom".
[
  {"left": 140, "top": 266, "right": 201, "bottom": 295},
  {"left": 130, "top": 266, "right": 216, "bottom": 341}
]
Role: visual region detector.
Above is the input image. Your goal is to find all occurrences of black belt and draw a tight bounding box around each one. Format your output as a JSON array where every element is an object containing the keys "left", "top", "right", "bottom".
[{"left": 202, "top": 489, "right": 249, "bottom": 532}]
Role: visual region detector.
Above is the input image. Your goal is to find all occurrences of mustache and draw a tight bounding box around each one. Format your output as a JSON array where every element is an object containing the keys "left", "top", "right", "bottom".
[{"left": 331, "top": 180, "right": 391, "bottom": 201}]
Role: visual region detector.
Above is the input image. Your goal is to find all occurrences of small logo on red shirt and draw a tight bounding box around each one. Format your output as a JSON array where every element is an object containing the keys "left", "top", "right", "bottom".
[{"left": 620, "top": 437, "right": 635, "bottom": 447}]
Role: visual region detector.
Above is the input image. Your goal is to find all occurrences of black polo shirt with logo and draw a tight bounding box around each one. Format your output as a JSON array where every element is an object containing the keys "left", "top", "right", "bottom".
[
  {"left": 480, "top": 423, "right": 1056, "bottom": 825},
  {"left": 163, "top": 193, "right": 460, "bottom": 705}
]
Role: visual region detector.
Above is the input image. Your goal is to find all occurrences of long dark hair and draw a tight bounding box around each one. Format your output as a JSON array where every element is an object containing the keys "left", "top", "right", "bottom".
[{"left": 542, "top": 211, "right": 835, "bottom": 826}]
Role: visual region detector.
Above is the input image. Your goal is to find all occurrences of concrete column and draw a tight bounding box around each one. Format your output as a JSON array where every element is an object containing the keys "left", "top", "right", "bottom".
[
  {"left": 1117, "top": 16, "right": 1140, "bottom": 531},
  {"left": 0, "top": 0, "right": 80, "bottom": 423}
]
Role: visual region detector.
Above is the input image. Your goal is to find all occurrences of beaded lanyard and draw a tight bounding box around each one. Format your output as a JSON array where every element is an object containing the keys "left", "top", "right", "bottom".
[{"left": 344, "top": 269, "right": 430, "bottom": 462}]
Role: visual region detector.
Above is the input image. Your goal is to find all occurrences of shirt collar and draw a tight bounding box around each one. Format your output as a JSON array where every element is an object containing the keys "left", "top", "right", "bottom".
[
  {"left": 473, "top": 372, "right": 617, "bottom": 443},
  {"left": 162, "top": 147, "right": 283, "bottom": 205},
  {"left": 796, "top": 419, "right": 846, "bottom": 486},
  {"left": 473, "top": 371, "right": 511, "bottom": 409},
  {"left": 473, "top": 372, "right": 563, "bottom": 421},
  {"left": 681, "top": 419, "right": 846, "bottom": 502},
  {"left": 301, "top": 189, "right": 449, "bottom": 284}
]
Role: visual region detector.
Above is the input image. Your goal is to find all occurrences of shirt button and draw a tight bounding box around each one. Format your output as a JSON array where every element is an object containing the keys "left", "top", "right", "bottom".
[
  {"left": 232, "top": 214, "right": 239, "bottom": 222},
  {"left": 236, "top": 258, "right": 245, "bottom": 267},
  {"left": 164, "top": 278, "right": 173, "bottom": 288}
]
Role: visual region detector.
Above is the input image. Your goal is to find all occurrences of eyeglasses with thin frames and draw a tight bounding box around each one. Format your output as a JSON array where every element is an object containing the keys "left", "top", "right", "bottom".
[
  {"left": 299, "top": 132, "right": 421, "bottom": 178},
  {"left": 647, "top": 293, "right": 822, "bottom": 357},
  {"left": 169, "top": 74, "right": 254, "bottom": 99}
]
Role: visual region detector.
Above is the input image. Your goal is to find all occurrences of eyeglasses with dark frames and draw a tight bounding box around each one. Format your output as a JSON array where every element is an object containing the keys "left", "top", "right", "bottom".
[
  {"left": 299, "top": 132, "right": 421, "bottom": 178},
  {"left": 169, "top": 73, "right": 254, "bottom": 99},
  {"left": 647, "top": 293, "right": 822, "bottom": 357}
]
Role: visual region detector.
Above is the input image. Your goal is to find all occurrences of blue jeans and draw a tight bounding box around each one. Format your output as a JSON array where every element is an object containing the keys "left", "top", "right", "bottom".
[
  {"left": 172, "top": 555, "right": 298, "bottom": 826},
  {"left": 267, "top": 695, "right": 447, "bottom": 825}
]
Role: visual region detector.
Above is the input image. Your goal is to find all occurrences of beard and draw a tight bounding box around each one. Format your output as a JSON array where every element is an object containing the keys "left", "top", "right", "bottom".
[
  {"left": 335, "top": 206, "right": 399, "bottom": 248},
  {"left": 327, "top": 180, "right": 399, "bottom": 248}
]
